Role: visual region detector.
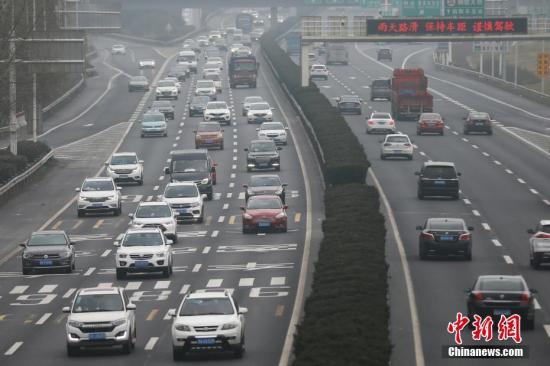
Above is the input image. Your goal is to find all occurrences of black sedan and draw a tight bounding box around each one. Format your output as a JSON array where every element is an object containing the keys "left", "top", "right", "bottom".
[
  {"left": 188, "top": 96, "right": 210, "bottom": 117},
  {"left": 417, "top": 218, "right": 473, "bottom": 260},
  {"left": 128, "top": 76, "right": 150, "bottom": 92},
  {"left": 245, "top": 140, "right": 282, "bottom": 172},
  {"left": 21, "top": 230, "right": 76, "bottom": 274},
  {"left": 335, "top": 95, "right": 362, "bottom": 115},
  {"left": 244, "top": 174, "right": 287, "bottom": 202},
  {"left": 167, "top": 66, "right": 189, "bottom": 82},
  {"left": 150, "top": 100, "right": 175, "bottom": 120},
  {"left": 466, "top": 275, "right": 536, "bottom": 330}
]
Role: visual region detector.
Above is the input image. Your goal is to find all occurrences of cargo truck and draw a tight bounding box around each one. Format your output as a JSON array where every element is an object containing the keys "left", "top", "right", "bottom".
[
  {"left": 390, "top": 68, "right": 433, "bottom": 120},
  {"left": 229, "top": 54, "right": 258, "bottom": 88}
]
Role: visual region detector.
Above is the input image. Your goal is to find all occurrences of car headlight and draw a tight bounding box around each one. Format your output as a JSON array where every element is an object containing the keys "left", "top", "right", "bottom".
[
  {"left": 191, "top": 201, "right": 201, "bottom": 207},
  {"left": 156, "top": 252, "right": 165, "bottom": 257},
  {"left": 68, "top": 320, "right": 82, "bottom": 328},
  {"left": 275, "top": 189, "right": 283, "bottom": 195},
  {"left": 118, "top": 253, "right": 127, "bottom": 258},
  {"left": 243, "top": 213, "right": 253, "bottom": 220},
  {"left": 221, "top": 322, "right": 239, "bottom": 330},
  {"left": 201, "top": 178, "right": 210, "bottom": 185},
  {"left": 275, "top": 212, "right": 286, "bottom": 219},
  {"left": 156, "top": 90, "right": 161, "bottom": 94},
  {"left": 163, "top": 220, "right": 173, "bottom": 225},
  {"left": 259, "top": 133, "right": 266, "bottom": 137},
  {"left": 175, "top": 324, "right": 191, "bottom": 332},
  {"left": 112, "top": 319, "right": 127, "bottom": 327},
  {"left": 106, "top": 195, "right": 116, "bottom": 200},
  {"left": 22, "top": 252, "right": 31, "bottom": 259},
  {"left": 60, "top": 251, "right": 71, "bottom": 258}
]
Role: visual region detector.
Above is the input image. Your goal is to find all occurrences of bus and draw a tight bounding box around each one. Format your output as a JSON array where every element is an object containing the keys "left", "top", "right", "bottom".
[{"left": 326, "top": 43, "right": 348, "bottom": 65}]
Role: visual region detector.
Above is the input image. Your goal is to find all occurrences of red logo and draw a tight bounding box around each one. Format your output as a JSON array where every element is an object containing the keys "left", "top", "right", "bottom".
[{"left": 447, "top": 313, "right": 523, "bottom": 344}]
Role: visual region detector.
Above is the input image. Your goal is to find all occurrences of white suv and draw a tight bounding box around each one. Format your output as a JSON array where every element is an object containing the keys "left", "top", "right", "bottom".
[
  {"left": 195, "top": 80, "right": 217, "bottom": 100},
  {"left": 246, "top": 102, "right": 274, "bottom": 124},
  {"left": 63, "top": 287, "right": 136, "bottom": 356},
  {"left": 156, "top": 79, "right": 179, "bottom": 100},
  {"left": 257, "top": 122, "right": 288, "bottom": 144},
  {"left": 380, "top": 134, "right": 414, "bottom": 160},
  {"left": 309, "top": 64, "right": 328, "bottom": 80},
  {"left": 129, "top": 202, "right": 178, "bottom": 242},
  {"left": 204, "top": 101, "right": 231, "bottom": 125},
  {"left": 76, "top": 177, "right": 122, "bottom": 217},
  {"left": 162, "top": 182, "right": 205, "bottom": 223},
  {"left": 114, "top": 228, "right": 173, "bottom": 279},
  {"left": 105, "top": 152, "right": 144, "bottom": 185},
  {"left": 169, "top": 290, "right": 247, "bottom": 360}
]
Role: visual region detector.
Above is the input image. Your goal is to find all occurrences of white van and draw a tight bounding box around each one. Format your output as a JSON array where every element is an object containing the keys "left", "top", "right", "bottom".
[{"left": 176, "top": 50, "right": 197, "bottom": 72}]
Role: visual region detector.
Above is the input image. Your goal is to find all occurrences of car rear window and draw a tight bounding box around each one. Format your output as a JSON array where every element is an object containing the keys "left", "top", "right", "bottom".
[
  {"left": 372, "top": 79, "right": 390, "bottom": 87},
  {"left": 422, "top": 166, "right": 457, "bottom": 179},
  {"left": 427, "top": 221, "right": 465, "bottom": 231},
  {"left": 386, "top": 136, "right": 409, "bottom": 143},
  {"left": 372, "top": 113, "right": 391, "bottom": 119},
  {"left": 478, "top": 278, "right": 525, "bottom": 292}
]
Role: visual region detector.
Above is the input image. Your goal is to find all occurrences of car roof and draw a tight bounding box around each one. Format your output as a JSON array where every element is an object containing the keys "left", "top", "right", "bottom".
[
  {"left": 79, "top": 287, "right": 122, "bottom": 295},
  {"left": 125, "top": 227, "right": 163, "bottom": 235},
  {"left": 476, "top": 275, "right": 525, "bottom": 282},
  {"left": 420, "top": 113, "right": 442, "bottom": 118},
  {"left": 84, "top": 177, "right": 113, "bottom": 182},
  {"left": 249, "top": 194, "right": 282, "bottom": 200},
  {"left": 32, "top": 230, "right": 67, "bottom": 235},
  {"left": 311, "top": 64, "right": 326, "bottom": 67},
  {"left": 137, "top": 201, "right": 170, "bottom": 207},
  {"left": 245, "top": 96, "right": 263, "bottom": 100},
  {"left": 143, "top": 111, "right": 164, "bottom": 116},
  {"left": 170, "top": 149, "right": 209, "bottom": 159},
  {"left": 385, "top": 134, "right": 409, "bottom": 139},
  {"left": 539, "top": 220, "right": 550, "bottom": 226},
  {"left": 166, "top": 182, "right": 199, "bottom": 187},
  {"left": 340, "top": 95, "right": 359, "bottom": 100},
  {"left": 207, "top": 101, "right": 227, "bottom": 106},
  {"left": 250, "top": 174, "right": 280, "bottom": 179},
  {"left": 427, "top": 218, "right": 465, "bottom": 224},
  {"left": 250, "top": 139, "right": 275, "bottom": 144},
  {"left": 423, "top": 161, "right": 455, "bottom": 167},
  {"left": 112, "top": 152, "right": 137, "bottom": 156},
  {"left": 249, "top": 102, "right": 269, "bottom": 107},
  {"left": 187, "top": 291, "right": 231, "bottom": 299}
]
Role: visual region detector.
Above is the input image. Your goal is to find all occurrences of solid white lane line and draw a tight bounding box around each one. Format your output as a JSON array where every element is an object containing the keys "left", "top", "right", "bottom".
[
  {"left": 239, "top": 278, "right": 255, "bottom": 287},
  {"left": 101, "top": 249, "right": 111, "bottom": 257},
  {"left": 38, "top": 285, "right": 57, "bottom": 293},
  {"left": 4, "top": 342, "right": 23, "bottom": 355},
  {"left": 206, "top": 279, "right": 223, "bottom": 288},
  {"left": 63, "top": 288, "right": 77, "bottom": 298},
  {"left": 125, "top": 282, "right": 141, "bottom": 290},
  {"left": 179, "top": 284, "right": 190, "bottom": 294},
  {"left": 503, "top": 255, "right": 514, "bottom": 264},
  {"left": 192, "top": 264, "right": 202, "bottom": 272},
  {"left": 144, "top": 337, "right": 159, "bottom": 351},
  {"left": 154, "top": 281, "right": 170, "bottom": 290},
  {"left": 9, "top": 286, "right": 28, "bottom": 295},
  {"left": 83, "top": 267, "right": 96, "bottom": 276},
  {"left": 35, "top": 313, "right": 52, "bottom": 325},
  {"left": 492, "top": 239, "right": 502, "bottom": 247},
  {"left": 544, "top": 200, "right": 550, "bottom": 206},
  {"left": 481, "top": 223, "right": 491, "bottom": 231},
  {"left": 463, "top": 198, "right": 471, "bottom": 205},
  {"left": 211, "top": 230, "right": 219, "bottom": 237},
  {"left": 517, "top": 178, "right": 526, "bottom": 184},
  {"left": 270, "top": 277, "right": 286, "bottom": 286},
  {"left": 472, "top": 210, "right": 481, "bottom": 216}
]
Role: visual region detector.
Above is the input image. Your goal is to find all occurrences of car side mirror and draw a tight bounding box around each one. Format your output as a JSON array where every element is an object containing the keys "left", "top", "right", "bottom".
[
  {"left": 467, "top": 226, "right": 474, "bottom": 231},
  {"left": 70, "top": 241, "right": 76, "bottom": 246},
  {"left": 490, "top": 119, "right": 496, "bottom": 123},
  {"left": 240, "top": 206, "right": 245, "bottom": 211},
  {"left": 113, "top": 241, "right": 120, "bottom": 247},
  {"left": 75, "top": 187, "right": 81, "bottom": 192},
  {"left": 457, "top": 172, "right": 462, "bottom": 176},
  {"left": 271, "top": 107, "right": 276, "bottom": 110},
  {"left": 139, "top": 160, "right": 144, "bottom": 164},
  {"left": 167, "top": 309, "right": 176, "bottom": 317},
  {"left": 283, "top": 205, "right": 288, "bottom": 210},
  {"left": 256, "top": 128, "right": 260, "bottom": 131},
  {"left": 414, "top": 172, "right": 420, "bottom": 176},
  {"left": 463, "top": 288, "right": 471, "bottom": 294},
  {"left": 193, "top": 130, "right": 197, "bottom": 133},
  {"left": 164, "top": 167, "right": 171, "bottom": 174},
  {"left": 62, "top": 306, "right": 71, "bottom": 313},
  {"left": 201, "top": 194, "right": 207, "bottom": 200},
  {"left": 378, "top": 139, "right": 384, "bottom": 143},
  {"left": 282, "top": 183, "right": 288, "bottom": 187},
  {"left": 527, "top": 229, "right": 535, "bottom": 234},
  {"left": 243, "top": 184, "right": 248, "bottom": 188},
  {"left": 277, "top": 147, "right": 282, "bottom": 150},
  {"left": 104, "top": 161, "right": 109, "bottom": 166},
  {"left": 244, "top": 148, "right": 249, "bottom": 151},
  {"left": 221, "top": 129, "right": 224, "bottom": 132},
  {"left": 530, "top": 288, "right": 538, "bottom": 294},
  {"left": 166, "top": 240, "right": 173, "bottom": 245},
  {"left": 126, "top": 303, "right": 136, "bottom": 310},
  {"left": 462, "top": 117, "right": 467, "bottom": 120},
  {"left": 416, "top": 225, "right": 423, "bottom": 230},
  {"left": 128, "top": 213, "right": 134, "bottom": 218},
  {"left": 238, "top": 307, "right": 248, "bottom": 314},
  {"left": 19, "top": 243, "right": 26, "bottom": 248}
]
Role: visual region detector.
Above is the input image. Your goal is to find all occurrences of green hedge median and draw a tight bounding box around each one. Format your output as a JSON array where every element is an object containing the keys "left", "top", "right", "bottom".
[{"left": 0, "top": 141, "right": 51, "bottom": 184}]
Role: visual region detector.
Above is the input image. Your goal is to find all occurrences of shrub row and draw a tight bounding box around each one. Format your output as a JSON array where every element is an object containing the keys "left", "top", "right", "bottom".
[
  {"left": 292, "top": 185, "right": 390, "bottom": 366},
  {"left": 260, "top": 19, "right": 391, "bottom": 366},
  {"left": 0, "top": 141, "right": 51, "bottom": 184},
  {"left": 261, "top": 22, "right": 370, "bottom": 185}
]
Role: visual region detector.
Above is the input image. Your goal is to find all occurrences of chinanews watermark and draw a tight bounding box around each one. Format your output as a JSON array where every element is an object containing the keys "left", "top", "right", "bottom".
[{"left": 443, "top": 312, "right": 529, "bottom": 359}]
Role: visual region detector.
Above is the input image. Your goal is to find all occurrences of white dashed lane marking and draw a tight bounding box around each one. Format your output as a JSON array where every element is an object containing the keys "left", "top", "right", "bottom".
[
  {"left": 481, "top": 223, "right": 491, "bottom": 231},
  {"left": 492, "top": 239, "right": 502, "bottom": 247},
  {"left": 503, "top": 255, "right": 514, "bottom": 264}
]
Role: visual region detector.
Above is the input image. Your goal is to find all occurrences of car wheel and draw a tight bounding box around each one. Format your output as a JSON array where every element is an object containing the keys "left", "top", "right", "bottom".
[
  {"left": 464, "top": 129, "right": 469, "bottom": 135},
  {"left": 22, "top": 268, "right": 31, "bottom": 275},
  {"left": 416, "top": 130, "right": 421, "bottom": 135},
  {"left": 233, "top": 339, "right": 245, "bottom": 358},
  {"left": 440, "top": 131, "right": 444, "bottom": 136},
  {"left": 138, "top": 179, "right": 143, "bottom": 186},
  {"left": 247, "top": 167, "right": 252, "bottom": 172},
  {"left": 419, "top": 243, "right": 428, "bottom": 260},
  {"left": 417, "top": 190, "right": 424, "bottom": 200},
  {"left": 169, "top": 264, "right": 173, "bottom": 275},
  {"left": 77, "top": 209, "right": 84, "bottom": 218},
  {"left": 464, "top": 247, "right": 472, "bottom": 261},
  {"left": 162, "top": 267, "right": 170, "bottom": 278},
  {"left": 66, "top": 265, "right": 73, "bottom": 273},
  {"left": 220, "top": 143, "right": 224, "bottom": 150},
  {"left": 532, "top": 254, "right": 542, "bottom": 269},
  {"left": 67, "top": 344, "right": 79, "bottom": 357},
  {"left": 487, "top": 130, "right": 493, "bottom": 135},
  {"left": 164, "top": 132, "right": 168, "bottom": 137},
  {"left": 174, "top": 96, "right": 178, "bottom": 100},
  {"left": 173, "top": 347, "right": 185, "bottom": 361},
  {"left": 140, "top": 134, "right": 144, "bottom": 138},
  {"left": 242, "top": 226, "right": 249, "bottom": 234},
  {"left": 121, "top": 335, "right": 132, "bottom": 354},
  {"left": 281, "top": 224, "right": 288, "bottom": 233},
  {"left": 380, "top": 154, "right": 385, "bottom": 160},
  {"left": 116, "top": 268, "right": 126, "bottom": 280},
  {"left": 452, "top": 192, "right": 460, "bottom": 200},
  {"left": 408, "top": 155, "right": 413, "bottom": 160},
  {"left": 207, "top": 192, "right": 213, "bottom": 201},
  {"left": 114, "top": 206, "right": 122, "bottom": 216}
]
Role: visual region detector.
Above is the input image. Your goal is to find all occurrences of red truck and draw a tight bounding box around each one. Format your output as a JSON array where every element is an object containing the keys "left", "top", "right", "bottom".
[
  {"left": 390, "top": 68, "right": 433, "bottom": 120},
  {"left": 229, "top": 55, "right": 258, "bottom": 88}
]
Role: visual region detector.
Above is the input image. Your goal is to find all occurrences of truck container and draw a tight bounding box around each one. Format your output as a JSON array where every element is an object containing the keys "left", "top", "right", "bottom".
[
  {"left": 390, "top": 68, "right": 433, "bottom": 120},
  {"left": 326, "top": 43, "right": 348, "bottom": 65},
  {"left": 229, "top": 55, "right": 258, "bottom": 88}
]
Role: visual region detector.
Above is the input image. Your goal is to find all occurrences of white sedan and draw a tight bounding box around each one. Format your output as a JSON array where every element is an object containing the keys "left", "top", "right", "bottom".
[
  {"left": 309, "top": 64, "right": 328, "bottom": 80},
  {"left": 257, "top": 122, "right": 288, "bottom": 145},
  {"left": 205, "top": 57, "right": 223, "bottom": 69},
  {"left": 380, "top": 134, "right": 413, "bottom": 160},
  {"left": 138, "top": 59, "right": 155, "bottom": 69},
  {"left": 366, "top": 112, "right": 396, "bottom": 134},
  {"left": 247, "top": 102, "right": 274, "bottom": 123}
]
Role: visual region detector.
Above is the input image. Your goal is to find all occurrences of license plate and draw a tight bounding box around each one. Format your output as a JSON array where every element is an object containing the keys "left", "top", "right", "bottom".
[
  {"left": 259, "top": 221, "right": 271, "bottom": 228},
  {"left": 205, "top": 139, "right": 213, "bottom": 144},
  {"left": 197, "top": 338, "right": 215, "bottom": 345},
  {"left": 258, "top": 163, "right": 268, "bottom": 168},
  {"left": 378, "top": 122, "right": 385, "bottom": 125},
  {"left": 88, "top": 333, "right": 106, "bottom": 340},
  {"left": 434, "top": 180, "right": 446, "bottom": 185},
  {"left": 392, "top": 150, "right": 402, "bottom": 153},
  {"left": 135, "top": 261, "right": 149, "bottom": 267},
  {"left": 475, "top": 122, "right": 484, "bottom": 126},
  {"left": 178, "top": 209, "right": 188, "bottom": 214},
  {"left": 493, "top": 309, "right": 511, "bottom": 316},
  {"left": 439, "top": 235, "right": 454, "bottom": 241},
  {"left": 119, "top": 175, "right": 128, "bottom": 178},
  {"left": 92, "top": 203, "right": 103, "bottom": 206},
  {"left": 39, "top": 259, "right": 53, "bottom": 266}
]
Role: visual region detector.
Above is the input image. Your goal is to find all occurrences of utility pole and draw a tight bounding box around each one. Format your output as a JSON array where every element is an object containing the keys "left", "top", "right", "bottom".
[
  {"left": 9, "top": 0, "right": 18, "bottom": 155},
  {"left": 514, "top": 41, "right": 518, "bottom": 86},
  {"left": 543, "top": 40, "right": 546, "bottom": 93}
]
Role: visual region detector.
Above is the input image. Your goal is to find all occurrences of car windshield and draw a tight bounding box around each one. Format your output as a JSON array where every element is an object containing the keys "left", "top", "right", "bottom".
[
  {"left": 197, "top": 80, "right": 214, "bottom": 88},
  {"left": 422, "top": 166, "right": 457, "bottom": 179},
  {"left": 250, "top": 176, "right": 281, "bottom": 187},
  {"left": 204, "top": 74, "right": 220, "bottom": 81},
  {"left": 152, "top": 101, "right": 171, "bottom": 108},
  {"left": 372, "top": 80, "right": 390, "bottom": 87},
  {"left": 428, "top": 221, "right": 465, "bottom": 231},
  {"left": 82, "top": 180, "right": 114, "bottom": 191},
  {"left": 172, "top": 159, "right": 207, "bottom": 173},
  {"left": 250, "top": 103, "right": 270, "bottom": 110},
  {"left": 540, "top": 225, "right": 550, "bottom": 233},
  {"left": 122, "top": 232, "right": 163, "bottom": 247},
  {"left": 478, "top": 278, "right": 525, "bottom": 292},
  {"left": 28, "top": 234, "right": 67, "bottom": 246},
  {"left": 73, "top": 294, "right": 124, "bottom": 313},
  {"left": 198, "top": 123, "right": 220, "bottom": 132},
  {"left": 158, "top": 81, "right": 174, "bottom": 87},
  {"left": 470, "top": 112, "right": 489, "bottom": 119},
  {"left": 250, "top": 141, "right": 276, "bottom": 152},
  {"left": 142, "top": 113, "right": 164, "bottom": 122},
  {"left": 386, "top": 136, "right": 409, "bottom": 143},
  {"left": 110, "top": 155, "right": 137, "bottom": 165},
  {"left": 312, "top": 66, "right": 325, "bottom": 70},
  {"left": 372, "top": 113, "right": 391, "bottom": 119},
  {"left": 131, "top": 76, "right": 147, "bottom": 82},
  {"left": 191, "top": 97, "right": 209, "bottom": 105},
  {"left": 135, "top": 205, "right": 171, "bottom": 218},
  {"left": 247, "top": 197, "right": 282, "bottom": 209},
  {"left": 164, "top": 184, "right": 199, "bottom": 198},
  {"left": 245, "top": 97, "right": 263, "bottom": 104},
  {"left": 179, "top": 297, "right": 234, "bottom": 316},
  {"left": 232, "top": 61, "right": 256, "bottom": 71},
  {"left": 261, "top": 123, "right": 284, "bottom": 130},
  {"left": 208, "top": 57, "right": 222, "bottom": 62},
  {"left": 421, "top": 113, "right": 441, "bottom": 120},
  {"left": 178, "top": 55, "right": 195, "bottom": 62},
  {"left": 207, "top": 102, "right": 227, "bottom": 109}
]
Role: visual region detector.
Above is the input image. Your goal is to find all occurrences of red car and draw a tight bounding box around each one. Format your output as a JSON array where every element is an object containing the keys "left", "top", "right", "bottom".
[
  {"left": 417, "top": 112, "right": 444, "bottom": 135},
  {"left": 241, "top": 195, "right": 288, "bottom": 233}
]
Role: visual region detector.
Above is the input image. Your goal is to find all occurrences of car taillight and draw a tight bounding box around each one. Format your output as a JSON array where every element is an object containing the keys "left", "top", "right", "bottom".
[
  {"left": 367, "top": 120, "right": 374, "bottom": 125},
  {"left": 520, "top": 292, "right": 530, "bottom": 303},
  {"left": 437, "top": 120, "right": 443, "bottom": 125},
  {"left": 472, "top": 292, "right": 484, "bottom": 301},
  {"left": 459, "top": 233, "right": 470, "bottom": 241},
  {"left": 383, "top": 143, "right": 392, "bottom": 147},
  {"left": 421, "top": 232, "right": 434, "bottom": 240},
  {"left": 389, "top": 120, "right": 395, "bottom": 125},
  {"left": 535, "top": 232, "right": 550, "bottom": 238},
  {"left": 404, "top": 143, "right": 411, "bottom": 147}
]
